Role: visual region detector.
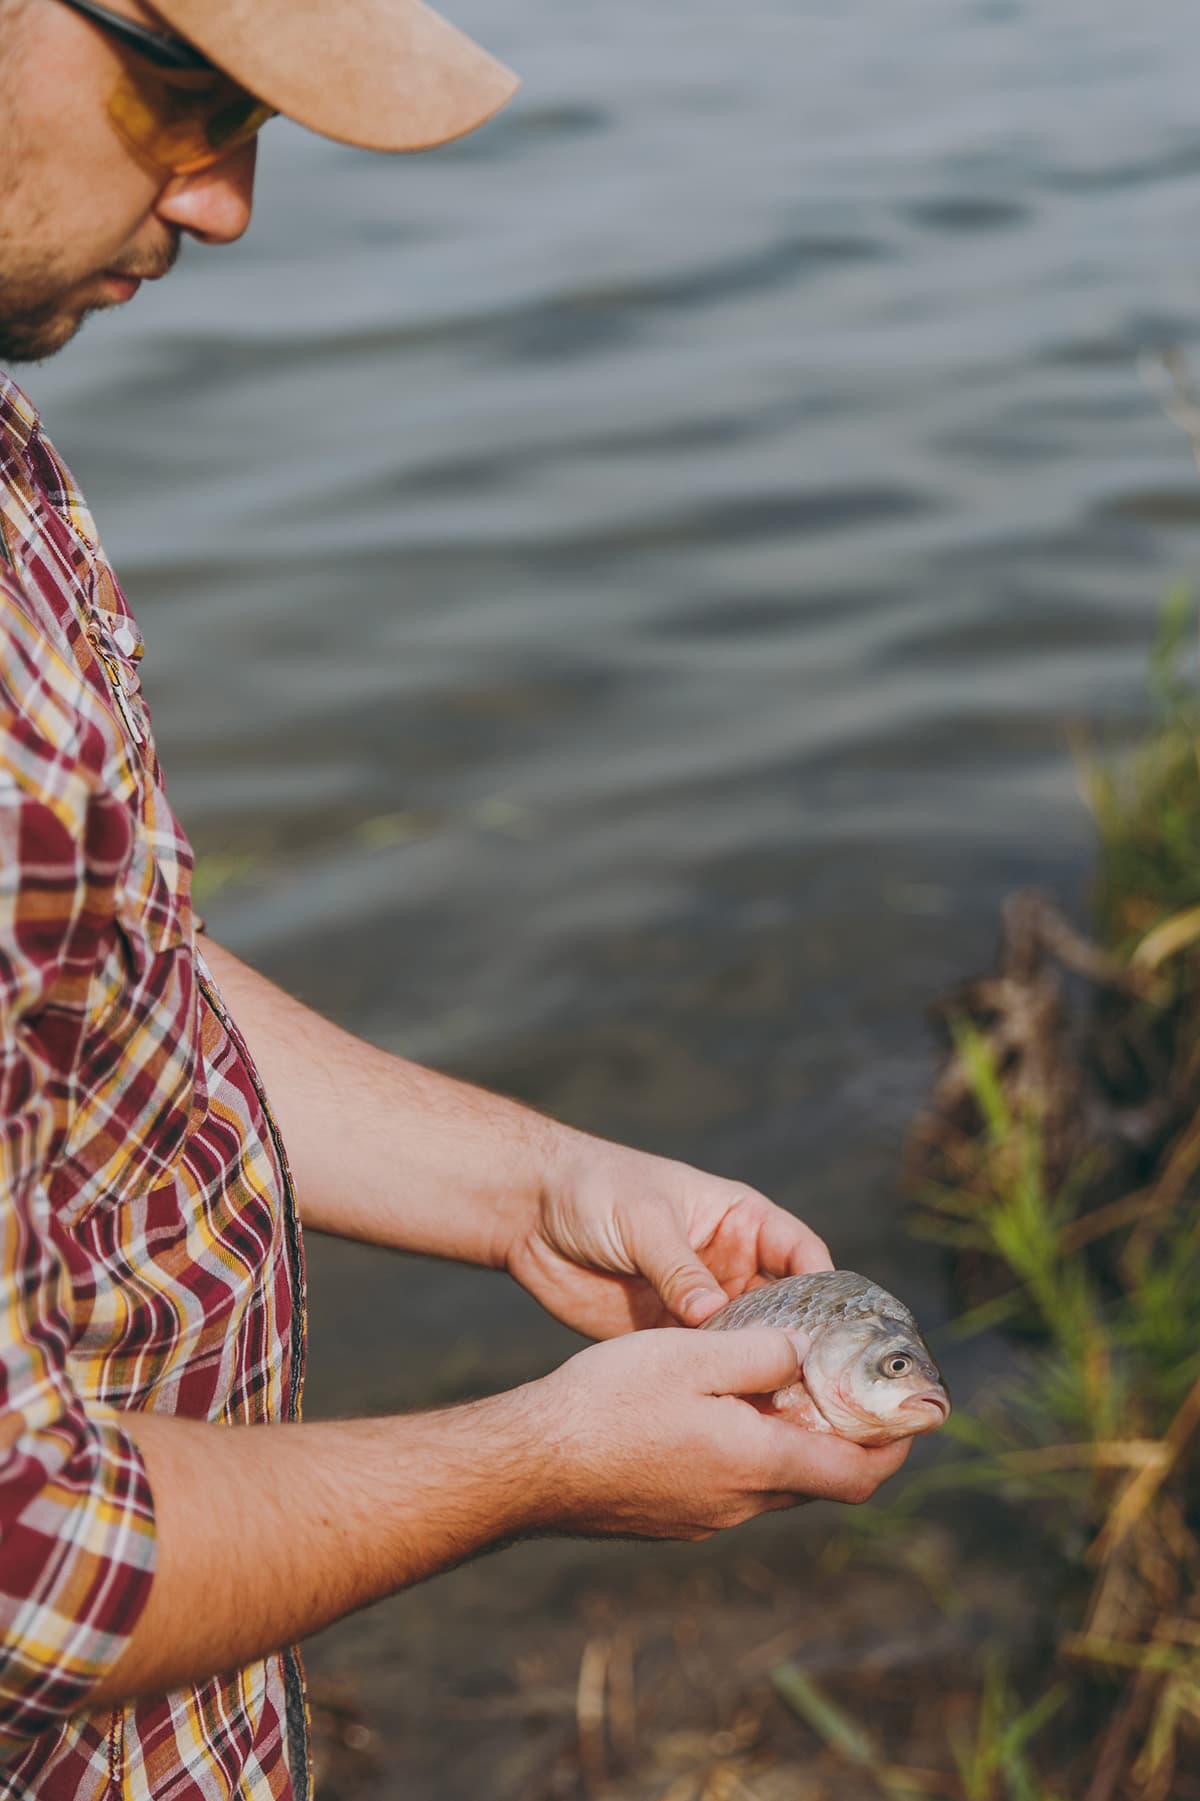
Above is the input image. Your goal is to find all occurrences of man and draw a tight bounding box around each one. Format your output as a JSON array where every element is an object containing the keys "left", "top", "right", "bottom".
[{"left": 0, "top": 2, "right": 911, "bottom": 1796}]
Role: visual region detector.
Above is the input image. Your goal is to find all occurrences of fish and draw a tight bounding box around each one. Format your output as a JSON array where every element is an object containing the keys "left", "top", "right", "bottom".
[{"left": 701, "top": 1270, "right": 950, "bottom": 1446}]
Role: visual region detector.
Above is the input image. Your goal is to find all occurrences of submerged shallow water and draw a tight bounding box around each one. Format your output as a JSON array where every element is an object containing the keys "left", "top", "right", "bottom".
[{"left": 18, "top": 0, "right": 1200, "bottom": 1788}]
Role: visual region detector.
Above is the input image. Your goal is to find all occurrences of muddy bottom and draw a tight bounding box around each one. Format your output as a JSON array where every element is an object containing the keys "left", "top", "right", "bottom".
[{"left": 302, "top": 1495, "right": 1044, "bottom": 1801}]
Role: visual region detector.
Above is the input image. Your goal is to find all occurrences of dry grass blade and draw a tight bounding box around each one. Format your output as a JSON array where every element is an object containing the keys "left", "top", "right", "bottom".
[
  {"left": 699, "top": 1765, "right": 762, "bottom": 1801},
  {"left": 1091, "top": 1374, "right": 1200, "bottom": 1564},
  {"left": 577, "top": 1636, "right": 611, "bottom": 1797},
  {"left": 1132, "top": 903, "right": 1200, "bottom": 971},
  {"left": 659, "top": 1778, "right": 702, "bottom": 1801},
  {"left": 1062, "top": 1633, "right": 1187, "bottom": 1674},
  {"left": 999, "top": 1440, "right": 1168, "bottom": 1475},
  {"left": 1057, "top": 1186, "right": 1176, "bottom": 1257}
]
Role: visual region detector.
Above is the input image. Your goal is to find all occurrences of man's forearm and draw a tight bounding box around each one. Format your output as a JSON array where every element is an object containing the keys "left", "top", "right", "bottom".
[
  {"left": 202, "top": 938, "right": 571, "bottom": 1262},
  {"left": 89, "top": 1325, "right": 908, "bottom": 1710},
  {"left": 92, "top": 1392, "right": 542, "bottom": 1707}
]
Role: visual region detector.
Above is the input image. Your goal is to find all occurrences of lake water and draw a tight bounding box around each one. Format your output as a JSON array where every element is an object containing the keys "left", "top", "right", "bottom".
[{"left": 18, "top": 0, "right": 1200, "bottom": 1788}]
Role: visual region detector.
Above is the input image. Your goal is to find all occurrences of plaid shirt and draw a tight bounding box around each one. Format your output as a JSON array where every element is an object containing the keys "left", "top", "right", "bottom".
[{"left": 0, "top": 373, "right": 309, "bottom": 1800}]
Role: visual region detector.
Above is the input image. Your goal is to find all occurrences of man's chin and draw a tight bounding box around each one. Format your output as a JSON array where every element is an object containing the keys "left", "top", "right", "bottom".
[{"left": 0, "top": 300, "right": 103, "bottom": 365}]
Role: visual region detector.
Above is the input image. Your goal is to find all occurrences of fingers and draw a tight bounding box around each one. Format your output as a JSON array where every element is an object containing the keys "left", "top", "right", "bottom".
[
  {"left": 626, "top": 1209, "right": 731, "bottom": 1325},
  {"left": 673, "top": 1325, "right": 812, "bottom": 1399},
  {"left": 551, "top": 1328, "right": 912, "bottom": 1538},
  {"left": 756, "top": 1420, "right": 911, "bottom": 1503},
  {"left": 785, "top": 1228, "right": 834, "bottom": 1275},
  {"left": 613, "top": 1169, "right": 831, "bottom": 1318},
  {"left": 714, "top": 1186, "right": 833, "bottom": 1278},
  {"left": 761, "top": 1210, "right": 832, "bottom": 1275}
]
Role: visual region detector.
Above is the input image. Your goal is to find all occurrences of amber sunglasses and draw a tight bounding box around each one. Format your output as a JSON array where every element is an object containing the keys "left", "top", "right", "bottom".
[{"left": 57, "top": 0, "right": 277, "bottom": 175}]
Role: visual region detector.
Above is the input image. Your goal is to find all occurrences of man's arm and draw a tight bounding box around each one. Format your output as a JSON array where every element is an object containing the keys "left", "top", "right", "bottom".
[
  {"left": 86, "top": 1327, "right": 909, "bottom": 1709},
  {"left": 201, "top": 939, "right": 833, "bottom": 1335},
  {"left": 0, "top": 874, "right": 909, "bottom": 1739}
]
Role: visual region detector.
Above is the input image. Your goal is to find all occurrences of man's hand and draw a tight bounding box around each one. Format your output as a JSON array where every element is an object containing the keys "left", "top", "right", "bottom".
[
  {"left": 201, "top": 943, "right": 832, "bottom": 1336},
  {"left": 532, "top": 1325, "right": 909, "bottom": 1537},
  {"left": 95, "top": 1319, "right": 907, "bottom": 1710},
  {"left": 505, "top": 1131, "right": 832, "bottom": 1338}
]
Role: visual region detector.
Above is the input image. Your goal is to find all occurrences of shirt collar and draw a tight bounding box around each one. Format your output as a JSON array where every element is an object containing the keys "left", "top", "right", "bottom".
[{"left": 0, "top": 371, "right": 40, "bottom": 458}]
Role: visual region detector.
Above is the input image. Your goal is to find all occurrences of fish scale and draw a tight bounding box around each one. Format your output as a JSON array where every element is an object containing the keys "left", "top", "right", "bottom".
[
  {"left": 701, "top": 1270, "right": 919, "bottom": 1337},
  {"left": 700, "top": 1269, "right": 949, "bottom": 1446}
]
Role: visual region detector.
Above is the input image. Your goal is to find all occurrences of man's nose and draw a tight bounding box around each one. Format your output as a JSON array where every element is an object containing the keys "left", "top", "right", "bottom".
[{"left": 155, "top": 140, "right": 258, "bottom": 245}]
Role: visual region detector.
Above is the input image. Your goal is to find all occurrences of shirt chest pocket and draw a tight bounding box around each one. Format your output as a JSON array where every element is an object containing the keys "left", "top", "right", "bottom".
[{"left": 50, "top": 826, "right": 205, "bottom": 1228}]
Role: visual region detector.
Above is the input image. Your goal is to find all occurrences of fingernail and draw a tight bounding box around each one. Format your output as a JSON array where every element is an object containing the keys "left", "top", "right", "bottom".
[
  {"left": 681, "top": 1289, "right": 724, "bottom": 1324},
  {"left": 785, "top": 1330, "right": 812, "bottom": 1360}
]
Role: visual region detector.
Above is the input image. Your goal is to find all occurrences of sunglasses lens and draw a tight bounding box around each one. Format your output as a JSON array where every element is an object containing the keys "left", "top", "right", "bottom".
[
  {"left": 109, "top": 68, "right": 275, "bottom": 175},
  {"left": 206, "top": 95, "right": 276, "bottom": 155}
]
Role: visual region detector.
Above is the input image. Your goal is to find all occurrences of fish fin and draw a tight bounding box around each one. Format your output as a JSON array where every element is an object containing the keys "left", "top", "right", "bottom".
[{"left": 770, "top": 1381, "right": 833, "bottom": 1432}]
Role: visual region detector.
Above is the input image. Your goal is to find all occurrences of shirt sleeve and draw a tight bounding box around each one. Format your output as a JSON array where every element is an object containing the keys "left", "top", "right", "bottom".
[{"left": 0, "top": 685, "right": 157, "bottom": 1752}]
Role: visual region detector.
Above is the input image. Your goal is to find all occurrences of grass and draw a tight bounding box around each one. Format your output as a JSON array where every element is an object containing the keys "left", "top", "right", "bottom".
[
  {"left": 1087, "top": 585, "right": 1200, "bottom": 956},
  {"left": 855, "top": 592, "right": 1200, "bottom": 1801}
]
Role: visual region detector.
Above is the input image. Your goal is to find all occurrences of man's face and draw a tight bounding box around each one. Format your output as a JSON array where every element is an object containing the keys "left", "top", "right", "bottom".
[{"left": 0, "top": 0, "right": 259, "bottom": 362}]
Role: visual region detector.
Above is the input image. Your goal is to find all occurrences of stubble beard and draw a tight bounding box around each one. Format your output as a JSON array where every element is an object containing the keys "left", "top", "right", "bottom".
[
  {"left": 0, "top": 7, "right": 75, "bottom": 364},
  {"left": 0, "top": 287, "right": 98, "bottom": 364},
  {"left": 0, "top": 178, "right": 139, "bottom": 364},
  {"left": 0, "top": 228, "right": 183, "bottom": 365},
  {"left": 0, "top": 194, "right": 98, "bottom": 364}
]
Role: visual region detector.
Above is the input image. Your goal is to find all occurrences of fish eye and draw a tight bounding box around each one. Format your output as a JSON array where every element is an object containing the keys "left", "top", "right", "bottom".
[{"left": 879, "top": 1353, "right": 913, "bottom": 1378}]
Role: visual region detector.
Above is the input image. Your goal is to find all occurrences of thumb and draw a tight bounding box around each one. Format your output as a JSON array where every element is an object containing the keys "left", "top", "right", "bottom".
[
  {"left": 626, "top": 1210, "right": 729, "bottom": 1325},
  {"left": 684, "top": 1326, "right": 812, "bottom": 1399}
]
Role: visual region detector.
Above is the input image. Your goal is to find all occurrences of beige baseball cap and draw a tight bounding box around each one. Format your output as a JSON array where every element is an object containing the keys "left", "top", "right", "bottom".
[{"left": 153, "top": 0, "right": 520, "bottom": 152}]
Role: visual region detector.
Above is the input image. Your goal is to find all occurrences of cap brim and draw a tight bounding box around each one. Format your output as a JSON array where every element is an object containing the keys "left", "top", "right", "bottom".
[{"left": 154, "top": 0, "right": 519, "bottom": 153}]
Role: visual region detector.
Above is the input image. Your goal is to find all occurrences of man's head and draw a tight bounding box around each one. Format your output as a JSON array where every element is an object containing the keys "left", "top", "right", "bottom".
[{"left": 0, "top": 0, "right": 516, "bottom": 363}]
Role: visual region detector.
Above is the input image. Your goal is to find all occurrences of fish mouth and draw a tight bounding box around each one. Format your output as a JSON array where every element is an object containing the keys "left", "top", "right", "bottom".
[{"left": 905, "top": 1391, "right": 951, "bottom": 1429}]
